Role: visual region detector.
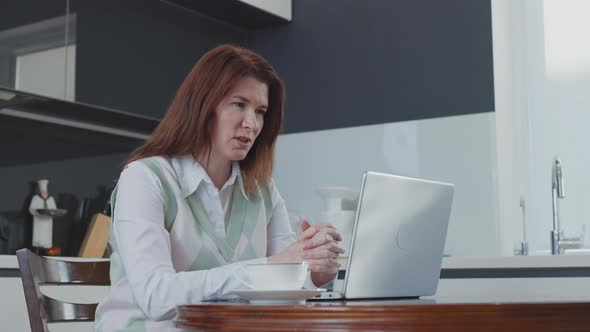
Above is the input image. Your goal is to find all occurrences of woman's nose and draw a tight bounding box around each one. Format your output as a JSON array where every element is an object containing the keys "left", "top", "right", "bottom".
[{"left": 242, "top": 109, "right": 258, "bottom": 130}]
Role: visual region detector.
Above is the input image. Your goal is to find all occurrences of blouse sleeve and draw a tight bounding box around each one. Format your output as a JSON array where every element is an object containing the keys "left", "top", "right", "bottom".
[{"left": 112, "top": 162, "right": 265, "bottom": 321}]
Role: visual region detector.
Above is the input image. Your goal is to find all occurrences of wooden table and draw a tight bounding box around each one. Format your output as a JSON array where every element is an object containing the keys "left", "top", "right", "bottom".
[{"left": 175, "top": 299, "right": 590, "bottom": 331}]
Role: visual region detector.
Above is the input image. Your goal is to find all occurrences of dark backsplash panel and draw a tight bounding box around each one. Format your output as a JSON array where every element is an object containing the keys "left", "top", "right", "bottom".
[
  {"left": 74, "top": 0, "right": 493, "bottom": 132},
  {"left": 72, "top": 0, "right": 248, "bottom": 119},
  {"left": 248, "top": 0, "right": 495, "bottom": 133},
  {"left": 4, "top": 0, "right": 494, "bottom": 132},
  {"left": 0, "top": 1, "right": 67, "bottom": 31}
]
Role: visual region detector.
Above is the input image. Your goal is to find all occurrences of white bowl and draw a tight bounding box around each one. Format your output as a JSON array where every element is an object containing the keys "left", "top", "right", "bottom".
[{"left": 245, "top": 261, "right": 308, "bottom": 291}]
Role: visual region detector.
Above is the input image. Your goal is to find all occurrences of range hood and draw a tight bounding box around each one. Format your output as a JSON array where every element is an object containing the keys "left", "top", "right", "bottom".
[
  {"left": 0, "top": 87, "right": 159, "bottom": 167},
  {"left": 162, "top": 0, "right": 291, "bottom": 29}
]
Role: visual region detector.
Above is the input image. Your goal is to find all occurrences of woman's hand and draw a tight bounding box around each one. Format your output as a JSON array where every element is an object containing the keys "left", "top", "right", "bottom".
[
  {"left": 299, "top": 219, "right": 344, "bottom": 287},
  {"left": 268, "top": 219, "right": 344, "bottom": 266},
  {"left": 298, "top": 219, "right": 344, "bottom": 273},
  {"left": 268, "top": 241, "right": 304, "bottom": 263},
  {"left": 269, "top": 219, "right": 344, "bottom": 286}
]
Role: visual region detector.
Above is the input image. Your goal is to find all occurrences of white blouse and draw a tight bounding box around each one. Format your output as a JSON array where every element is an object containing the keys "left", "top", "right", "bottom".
[{"left": 95, "top": 155, "right": 299, "bottom": 332}]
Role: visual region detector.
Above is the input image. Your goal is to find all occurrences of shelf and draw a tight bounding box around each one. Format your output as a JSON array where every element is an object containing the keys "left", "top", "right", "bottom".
[
  {"left": 0, "top": 87, "right": 159, "bottom": 167},
  {"left": 163, "top": 0, "right": 291, "bottom": 29}
]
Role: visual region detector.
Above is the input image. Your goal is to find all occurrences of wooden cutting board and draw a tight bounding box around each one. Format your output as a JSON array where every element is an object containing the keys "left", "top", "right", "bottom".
[{"left": 78, "top": 213, "right": 111, "bottom": 258}]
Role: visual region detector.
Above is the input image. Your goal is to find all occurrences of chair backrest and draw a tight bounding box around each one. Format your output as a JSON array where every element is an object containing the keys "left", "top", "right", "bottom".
[{"left": 16, "top": 248, "right": 110, "bottom": 332}]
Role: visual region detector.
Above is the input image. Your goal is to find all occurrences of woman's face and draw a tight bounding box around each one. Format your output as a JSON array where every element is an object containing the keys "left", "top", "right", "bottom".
[{"left": 210, "top": 76, "right": 268, "bottom": 163}]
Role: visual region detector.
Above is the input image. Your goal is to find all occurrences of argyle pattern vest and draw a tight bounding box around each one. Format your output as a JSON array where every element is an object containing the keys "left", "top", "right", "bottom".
[{"left": 95, "top": 157, "right": 272, "bottom": 332}]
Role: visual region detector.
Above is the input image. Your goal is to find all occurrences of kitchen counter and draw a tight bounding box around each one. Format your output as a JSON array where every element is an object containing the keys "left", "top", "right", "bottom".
[
  {"left": 0, "top": 254, "right": 107, "bottom": 277},
  {"left": 0, "top": 255, "right": 18, "bottom": 269},
  {"left": 440, "top": 255, "right": 590, "bottom": 278},
  {"left": 2, "top": 254, "right": 590, "bottom": 271},
  {"left": 442, "top": 254, "right": 590, "bottom": 269}
]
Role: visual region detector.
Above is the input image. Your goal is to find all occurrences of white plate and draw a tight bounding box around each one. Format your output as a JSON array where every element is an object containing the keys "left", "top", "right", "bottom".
[{"left": 232, "top": 289, "right": 326, "bottom": 304}]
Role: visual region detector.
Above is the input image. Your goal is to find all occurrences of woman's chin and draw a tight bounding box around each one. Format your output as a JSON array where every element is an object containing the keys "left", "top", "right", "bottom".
[{"left": 229, "top": 151, "right": 249, "bottom": 161}]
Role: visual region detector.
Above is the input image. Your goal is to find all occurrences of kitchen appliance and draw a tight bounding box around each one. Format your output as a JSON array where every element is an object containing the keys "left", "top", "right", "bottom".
[{"left": 317, "top": 187, "right": 357, "bottom": 261}]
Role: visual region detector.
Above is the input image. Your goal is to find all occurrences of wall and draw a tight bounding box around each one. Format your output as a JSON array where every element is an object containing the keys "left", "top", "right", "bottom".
[
  {"left": 0, "top": 0, "right": 250, "bottom": 253},
  {"left": 3, "top": 0, "right": 495, "bottom": 134},
  {"left": 74, "top": 0, "right": 494, "bottom": 130},
  {"left": 1, "top": 0, "right": 250, "bottom": 206},
  {"left": 492, "top": 0, "right": 590, "bottom": 255},
  {"left": 491, "top": 0, "right": 530, "bottom": 256},
  {"left": 0, "top": 2, "right": 66, "bottom": 31},
  {"left": 522, "top": 0, "right": 590, "bottom": 253},
  {"left": 249, "top": 0, "right": 498, "bottom": 256},
  {"left": 274, "top": 113, "right": 499, "bottom": 257},
  {"left": 1, "top": 1, "right": 497, "bottom": 257},
  {"left": 72, "top": 0, "right": 248, "bottom": 119},
  {"left": 248, "top": 0, "right": 494, "bottom": 134}
]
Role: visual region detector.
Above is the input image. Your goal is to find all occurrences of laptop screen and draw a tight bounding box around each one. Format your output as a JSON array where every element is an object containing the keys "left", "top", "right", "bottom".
[{"left": 341, "top": 171, "right": 454, "bottom": 299}]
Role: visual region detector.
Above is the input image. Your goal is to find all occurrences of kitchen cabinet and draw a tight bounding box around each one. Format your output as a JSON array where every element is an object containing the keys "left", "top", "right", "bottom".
[{"left": 0, "top": 87, "right": 158, "bottom": 167}]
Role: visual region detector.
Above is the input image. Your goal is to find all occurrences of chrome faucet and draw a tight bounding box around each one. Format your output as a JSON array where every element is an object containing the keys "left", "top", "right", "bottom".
[
  {"left": 550, "top": 157, "right": 585, "bottom": 255},
  {"left": 550, "top": 158, "right": 564, "bottom": 255}
]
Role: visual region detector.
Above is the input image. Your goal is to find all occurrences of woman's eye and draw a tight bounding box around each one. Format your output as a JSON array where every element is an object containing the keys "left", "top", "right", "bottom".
[
  {"left": 233, "top": 102, "right": 245, "bottom": 108},
  {"left": 256, "top": 109, "right": 267, "bottom": 115}
]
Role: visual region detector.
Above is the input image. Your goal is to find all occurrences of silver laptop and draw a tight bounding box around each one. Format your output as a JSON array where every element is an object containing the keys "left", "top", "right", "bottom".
[{"left": 311, "top": 171, "right": 454, "bottom": 300}]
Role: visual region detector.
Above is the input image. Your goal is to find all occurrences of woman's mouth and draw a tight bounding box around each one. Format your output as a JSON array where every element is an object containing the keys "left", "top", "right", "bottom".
[{"left": 234, "top": 136, "right": 252, "bottom": 148}]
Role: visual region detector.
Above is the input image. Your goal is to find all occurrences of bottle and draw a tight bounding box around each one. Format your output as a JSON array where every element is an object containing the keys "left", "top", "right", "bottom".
[{"left": 316, "top": 187, "right": 357, "bottom": 265}]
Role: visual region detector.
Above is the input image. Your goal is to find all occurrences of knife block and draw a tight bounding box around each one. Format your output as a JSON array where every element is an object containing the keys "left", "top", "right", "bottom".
[{"left": 78, "top": 213, "right": 110, "bottom": 258}]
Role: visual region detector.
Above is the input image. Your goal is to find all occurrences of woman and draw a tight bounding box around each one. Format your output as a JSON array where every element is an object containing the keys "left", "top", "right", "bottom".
[{"left": 95, "top": 44, "right": 344, "bottom": 331}]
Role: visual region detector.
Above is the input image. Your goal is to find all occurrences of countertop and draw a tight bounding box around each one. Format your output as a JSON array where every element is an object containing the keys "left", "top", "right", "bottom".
[
  {"left": 0, "top": 254, "right": 107, "bottom": 269},
  {"left": 441, "top": 254, "right": 590, "bottom": 269},
  {"left": 2, "top": 254, "right": 590, "bottom": 270}
]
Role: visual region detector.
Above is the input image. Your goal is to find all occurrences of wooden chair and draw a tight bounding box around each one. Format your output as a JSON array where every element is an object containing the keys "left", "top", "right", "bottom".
[{"left": 16, "top": 248, "right": 110, "bottom": 332}]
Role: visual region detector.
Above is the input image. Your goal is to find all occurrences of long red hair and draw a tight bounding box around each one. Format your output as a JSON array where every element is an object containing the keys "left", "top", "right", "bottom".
[{"left": 125, "top": 44, "right": 285, "bottom": 194}]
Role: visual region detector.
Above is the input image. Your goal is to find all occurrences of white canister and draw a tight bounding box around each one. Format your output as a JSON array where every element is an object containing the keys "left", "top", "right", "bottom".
[{"left": 317, "top": 187, "right": 357, "bottom": 263}]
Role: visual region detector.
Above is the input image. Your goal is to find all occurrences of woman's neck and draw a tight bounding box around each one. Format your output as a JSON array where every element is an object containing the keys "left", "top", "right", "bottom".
[{"left": 196, "top": 153, "right": 232, "bottom": 190}]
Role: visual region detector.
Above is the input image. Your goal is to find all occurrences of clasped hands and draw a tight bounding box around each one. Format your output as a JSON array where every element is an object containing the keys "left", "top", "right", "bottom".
[{"left": 269, "top": 219, "right": 344, "bottom": 275}]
